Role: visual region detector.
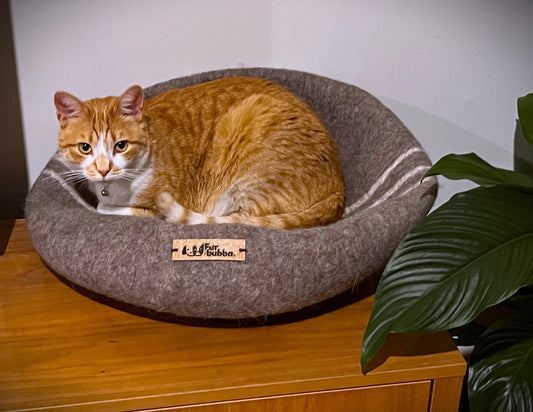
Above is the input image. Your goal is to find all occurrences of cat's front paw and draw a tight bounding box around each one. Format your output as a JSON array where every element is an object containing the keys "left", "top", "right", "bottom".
[{"left": 155, "top": 192, "right": 185, "bottom": 223}]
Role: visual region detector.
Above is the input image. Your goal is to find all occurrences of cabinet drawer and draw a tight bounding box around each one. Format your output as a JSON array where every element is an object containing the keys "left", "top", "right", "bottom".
[{"left": 158, "top": 381, "right": 431, "bottom": 412}]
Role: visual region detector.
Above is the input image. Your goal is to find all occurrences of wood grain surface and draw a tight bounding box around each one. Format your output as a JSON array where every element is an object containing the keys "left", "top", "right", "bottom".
[{"left": 1, "top": 220, "right": 466, "bottom": 411}]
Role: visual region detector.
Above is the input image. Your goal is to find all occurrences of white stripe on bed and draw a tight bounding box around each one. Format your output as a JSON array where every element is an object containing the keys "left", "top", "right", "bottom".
[
  {"left": 42, "top": 170, "right": 94, "bottom": 211},
  {"left": 344, "top": 147, "right": 425, "bottom": 216},
  {"left": 365, "top": 165, "right": 430, "bottom": 210}
]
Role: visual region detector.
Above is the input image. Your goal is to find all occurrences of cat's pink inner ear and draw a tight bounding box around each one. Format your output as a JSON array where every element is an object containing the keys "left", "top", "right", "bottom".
[
  {"left": 54, "top": 92, "right": 83, "bottom": 127},
  {"left": 119, "top": 85, "right": 144, "bottom": 121}
]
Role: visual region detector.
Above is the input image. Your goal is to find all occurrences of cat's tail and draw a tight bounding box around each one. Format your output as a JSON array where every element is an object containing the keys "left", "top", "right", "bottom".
[{"left": 156, "top": 192, "right": 344, "bottom": 229}]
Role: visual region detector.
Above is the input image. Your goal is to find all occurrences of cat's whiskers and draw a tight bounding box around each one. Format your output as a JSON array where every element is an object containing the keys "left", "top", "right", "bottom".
[
  {"left": 57, "top": 170, "right": 88, "bottom": 186},
  {"left": 120, "top": 168, "right": 146, "bottom": 182}
]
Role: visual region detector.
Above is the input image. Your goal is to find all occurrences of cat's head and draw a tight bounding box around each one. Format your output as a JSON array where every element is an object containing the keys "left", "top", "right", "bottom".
[{"left": 54, "top": 85, "right": 150, "bottom": 182}]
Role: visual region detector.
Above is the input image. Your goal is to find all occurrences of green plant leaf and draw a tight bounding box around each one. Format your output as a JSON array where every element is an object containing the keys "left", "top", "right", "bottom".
[
  {"left": 470, "top": 310, "right": 533, "bottom": 365},
  {"left": 518, "top": 93, "right": 533, "bottom": 146},
  {"left": 424, "top": 153, "right": 533, "bottom": 191},
  {"left": 468, "top": 312, "right": 533, "bottom": 412},
  {"left": 361, "top": 186, "right": 533, "bottom": 369}
]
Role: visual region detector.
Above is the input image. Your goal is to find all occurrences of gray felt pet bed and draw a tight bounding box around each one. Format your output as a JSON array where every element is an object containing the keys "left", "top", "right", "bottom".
[{"left": 25, "top": 68, "right": 437, "bottom": 325}]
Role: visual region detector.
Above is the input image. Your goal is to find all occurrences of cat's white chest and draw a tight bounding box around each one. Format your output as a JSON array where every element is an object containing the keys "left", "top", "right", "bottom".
[
  {"left": 91, "top": 168, "right": 152, "bottom": 214},
  {"left": 94, "top": 180, "right": 133, "bottom": 206}
]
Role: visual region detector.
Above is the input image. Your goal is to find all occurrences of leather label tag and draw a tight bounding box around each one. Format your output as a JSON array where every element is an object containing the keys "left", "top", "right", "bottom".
[{"left": 172, "top": 239, "right": 246, "bottom": 261}]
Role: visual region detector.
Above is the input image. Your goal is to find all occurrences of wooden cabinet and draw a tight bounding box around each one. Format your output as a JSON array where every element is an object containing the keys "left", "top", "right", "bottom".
[{"left": 1, "top": 221, "right": 465, "bottom": 411}]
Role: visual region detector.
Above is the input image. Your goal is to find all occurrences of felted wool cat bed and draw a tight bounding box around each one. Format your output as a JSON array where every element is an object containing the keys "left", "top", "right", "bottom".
[{"left": 25, "top": 68, "right": 437, "bottom": 324}]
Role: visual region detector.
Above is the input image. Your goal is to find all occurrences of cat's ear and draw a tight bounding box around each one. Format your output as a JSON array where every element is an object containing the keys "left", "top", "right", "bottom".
[
  {"left": 54, "top": 91, "right": 84, "bottom": 127},
  {"left": 118, "top": 85, "right": 144, "bottom": 121}
]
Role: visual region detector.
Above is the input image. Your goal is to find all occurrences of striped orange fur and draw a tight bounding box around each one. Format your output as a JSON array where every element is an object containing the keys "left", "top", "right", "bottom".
[{"left": 54, "top": 77, "right": 344, "bottom": 229}]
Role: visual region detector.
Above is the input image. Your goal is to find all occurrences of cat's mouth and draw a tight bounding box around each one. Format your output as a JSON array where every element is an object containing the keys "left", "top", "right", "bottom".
[{"left": 89, "top": 174, "right": 121, "bottom": 183}]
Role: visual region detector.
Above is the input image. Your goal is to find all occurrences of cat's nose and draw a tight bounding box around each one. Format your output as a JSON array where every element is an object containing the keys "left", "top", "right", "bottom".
[{"left": 98, "top": 168, "right": 111, "bottom": 178}]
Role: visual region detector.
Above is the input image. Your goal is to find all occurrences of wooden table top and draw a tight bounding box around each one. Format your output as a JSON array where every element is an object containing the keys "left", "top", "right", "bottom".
[{"left": 0, "top": 220, "right": 465, "bottom": 411}]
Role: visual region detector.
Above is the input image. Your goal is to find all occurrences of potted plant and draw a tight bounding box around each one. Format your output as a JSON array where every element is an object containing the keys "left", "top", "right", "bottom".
[{"left": 361, "top": 93, "right": 533, "bottom": 412}]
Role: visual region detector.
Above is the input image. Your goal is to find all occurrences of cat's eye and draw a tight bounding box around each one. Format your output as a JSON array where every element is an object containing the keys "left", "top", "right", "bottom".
[
  {"left": 114, "top": 140, "right": 129, "bottom": 153},
  {"left": 78, "top": 142, "right": 92, "bottom": 154}
]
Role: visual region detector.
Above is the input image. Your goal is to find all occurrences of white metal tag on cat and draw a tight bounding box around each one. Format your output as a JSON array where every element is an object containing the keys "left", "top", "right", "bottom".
[{"left": 172, "top": 239, "right": 246, "bottom": 261}]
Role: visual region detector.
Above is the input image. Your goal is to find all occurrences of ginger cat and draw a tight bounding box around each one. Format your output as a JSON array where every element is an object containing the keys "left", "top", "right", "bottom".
[{"left": 54, "top": 77, "right": 344, "bottom": 229}]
